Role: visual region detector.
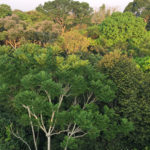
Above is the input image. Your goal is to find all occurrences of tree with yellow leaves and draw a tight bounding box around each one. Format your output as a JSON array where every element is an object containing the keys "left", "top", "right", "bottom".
[{"left": 61, "top": 30, "right": 91, "bottom": 54}]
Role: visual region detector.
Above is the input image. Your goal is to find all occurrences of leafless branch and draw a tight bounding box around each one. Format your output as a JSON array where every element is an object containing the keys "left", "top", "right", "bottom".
[
  {"left": 10, "top": 126, "right": 32, "bottom": 150},
  {"left": 73, "top": 133, "right": 88, "bottom": 138},
  {"left": 51, "top": 129, "right": 69, "bottom": 136},
  {"left": 45, "top": 90, "right": 51, "bottom": 103}
]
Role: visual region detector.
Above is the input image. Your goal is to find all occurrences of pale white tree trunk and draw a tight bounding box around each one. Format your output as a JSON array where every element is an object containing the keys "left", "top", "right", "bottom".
[
  {"left": 23, "top": 105, "right": 38, "bottom": 150},
  {"left": 47, "top": 136, "right": 51, "bottom": 150}
]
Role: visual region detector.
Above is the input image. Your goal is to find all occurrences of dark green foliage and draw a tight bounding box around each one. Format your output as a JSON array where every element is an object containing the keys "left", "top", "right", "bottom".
[
  {"left": 0, "top": 44, "right": 133, "bottom": 150},
  {"left": 99, "top": 51, "right": 150, "bottom": 149},
  {"left": 36, "top": 0, "right": 93, "bottom": 32}
]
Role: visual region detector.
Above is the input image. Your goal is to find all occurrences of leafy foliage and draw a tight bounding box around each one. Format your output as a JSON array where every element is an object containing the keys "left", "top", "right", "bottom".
[
  {"left": 96, "top": 12, "right": 150, "bottom": 56},
  {"left": 98, "top": 51, "right": 150, "bottom": 149},
  {"left": 0, "top": 1, "right": 150, "bottom": 150},
  {"left": 0, "top": 14, "right": 27, "bottom": 48},
  {"left": 36, "top": 0, "right": 93, "bottom": 32},
  {"left": 0, "top": 4, "right": 12, "bottom": 18},
  {"left": 124, "top": 0, "right": 150, "bottom": 30}
]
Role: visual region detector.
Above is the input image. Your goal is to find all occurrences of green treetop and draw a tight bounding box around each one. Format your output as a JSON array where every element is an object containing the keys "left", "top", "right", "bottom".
[
  {"left": 96, "top": 12, "right": 150, "bottom": 56},
  {"left": 124, "top": 0, "right": 150, "bottom": 30},
  {"left": 36, "top": 0, "right": 93, "bottom": 33},
  {"left": 0, "top": 4, "right": 12, "bottom": 18},
  {"left": 0, "top": 44, "right": 133, "bottom": 150}
]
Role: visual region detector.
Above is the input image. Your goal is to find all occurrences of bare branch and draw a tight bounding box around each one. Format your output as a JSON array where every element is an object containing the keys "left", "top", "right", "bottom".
[
  {"left": 73, "top": 133, "right": 88, "bottom": 139},
  {"left": 51, "top": 129, "right": 69, "bottom": 136},
  {"left": 89, "top": 98, "right": 97, "bottom": 104},
  {"left": 22, "top": 104, "right": 47, "bottom": 134},
  {"left": 27, "top": 106, "right": 38, "bottom": 150},
  {"left": 45, "top": 90, "right": 51, "bottom": 103},
  {"left": 73, "top": 96, "right": 77, "bottom": 105},
  {"left": 40, "top": 114, "right": 48, "bottom": 134},
  {"left": 83, "top": 92, "right": 95, "bottom": 109},
  {"left": 10, "top": 126, "right": 32, "bottom": 150},
  {"left": 48, "top": 111, "right": 55, "bottom": 133}
]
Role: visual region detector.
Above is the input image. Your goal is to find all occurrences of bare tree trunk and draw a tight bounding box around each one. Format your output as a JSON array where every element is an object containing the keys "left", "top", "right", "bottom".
[
  {"left": 30, "top": 121, "right": 38, "bottom": 150},
  {"left": 27, "top": 106, "right": 38, "bottom": 150},
  {"left": 47, "top": 136, "right": 51, "bottom": 150}
]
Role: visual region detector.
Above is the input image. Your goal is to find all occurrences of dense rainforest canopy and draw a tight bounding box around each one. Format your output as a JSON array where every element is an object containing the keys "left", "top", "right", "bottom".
[{"left": 0, "top": 0, "right": 150, "bottom": 150}]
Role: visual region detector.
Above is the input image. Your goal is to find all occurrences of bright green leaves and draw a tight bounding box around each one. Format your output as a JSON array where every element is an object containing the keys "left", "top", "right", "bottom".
[
  {"left": 21, "top": 71, "right": 50, "bottom": 88},
  {"left": 90, "top": 80, "right": 115, "bottom": 102},
  {"left": 61, "top": 136, "right": 78, "bottom": 150},
  {"left": 89, "top": 72, "right": 115, "bottom": 102},
  {"left": 135, "top": 56, "right": 150, "bottom": 72},
  {"left": 96, "top": 12, "right": 150, "bottom": 56},
  {"left": 0, "top": 83, "right": 9, "bottom": 98},
  {"left": 14, "top": 44, "right": 49, "bottom": 65},
  {"left": 57, "top": 55, "right": 89, "bottom": 71},
  {"left": 86, "top": 71, "right": 116, "bottom": 103},
  {"left": 124, "top": 0, "right": 150, "bottom": 30},
  {"left": 0, "top": 45, "right": 12, "bottom": 55}
]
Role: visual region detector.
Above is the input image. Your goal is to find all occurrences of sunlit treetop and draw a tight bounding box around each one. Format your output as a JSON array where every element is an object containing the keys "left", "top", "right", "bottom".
[{"left": 0, "top": 4, "right": 12, "bottom": 18}]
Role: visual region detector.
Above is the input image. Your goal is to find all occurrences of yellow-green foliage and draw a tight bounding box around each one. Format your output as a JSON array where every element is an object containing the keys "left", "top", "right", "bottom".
[
  {"left": 56, "top": 55, "right": 89, "bottom": 70},
  {"left": 135, "top": 56, "right": 150, "bottom": 72},
  {"left": 14, "top": 44, "right": 48, "bottom": 65},
  {"left": 61, "top": 30, "right": 91, "bottom": 54}
]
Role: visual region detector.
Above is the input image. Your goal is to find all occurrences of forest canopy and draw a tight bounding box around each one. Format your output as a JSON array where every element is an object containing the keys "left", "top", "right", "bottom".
[{"left": 0, "top": 1, "right": 150, "bottom": 150}]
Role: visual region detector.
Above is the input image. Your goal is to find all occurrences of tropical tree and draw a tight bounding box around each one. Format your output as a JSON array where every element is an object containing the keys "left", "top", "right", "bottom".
[
  {"left": 96, "top": 12, "right": 150, "bottom": 56},
  {"left": 135, "top": 56, "right": 150, "bottom": 72},
  {"left": 25, "top": 20, "right": 61, "bottom": 46},
  {"left": 98, "top": 51, "right": 150, "bottom": 149},
  {"left": 60, "top": 30, "right": 91, "bottom": 54},
  {"left": 36, "top": 0, "right": 93, "bottom": 33},
  {"left": 0, "top": 14, "right": 27, "bottom": 48},
  {"left": 13, "top": 10, "right": 49, "bottom": 25},
  {"left": 124, "top": 0, "right": 150, "bottom": 30},
  {"left": 0, "top": 4, "right": 12, "bottom": 18},
  {"left": 0, "top": 44, "right": 133, "bottom": 150}
]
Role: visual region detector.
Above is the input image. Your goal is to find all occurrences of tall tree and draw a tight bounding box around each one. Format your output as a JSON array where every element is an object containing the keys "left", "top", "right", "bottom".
[
  {"left": 60, "top": 30, "right": 91, "bottom": 54},
  {"left": 96, "top": 12, "right": 150, "bottom": 56},
  {"left": 124, "top": 0, "right": 150, "bottom": 30},
  {"left": 36, "top": 0, "right": 93, "bottom": 33},
  {"left": 0, "top": 44, "right": 133, "bottom": 150},
  {"left": 0, "top": 4, "right": 12, "bottom": 18},
  {"left": 25, "top": 20, "right": 61, "bottom": 46},
  {"left": 98, "top": 51, "right": 150, "bottom": 149},
  {"left": 0, "top": 14, "right": 27, "bottom": 48}
]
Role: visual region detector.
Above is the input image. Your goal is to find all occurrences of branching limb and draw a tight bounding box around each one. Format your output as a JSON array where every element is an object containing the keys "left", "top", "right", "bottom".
[
  {"left": 10, "top": 126, "right": 32, "bottom": 150},
  {"left": 45, "top": 90, "right": 51, "bottom": 103}
]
